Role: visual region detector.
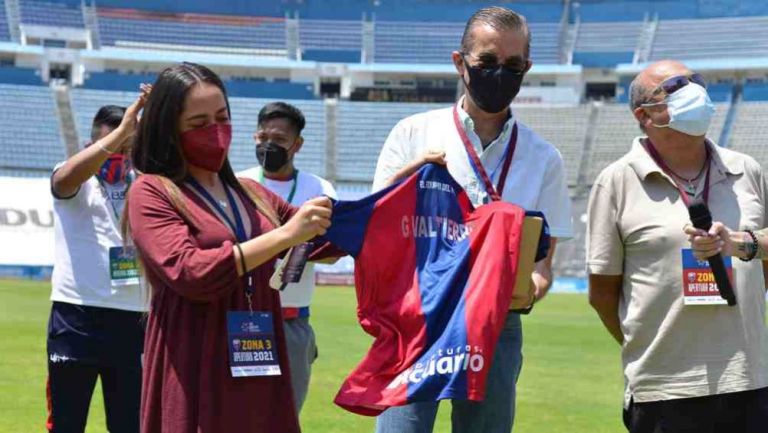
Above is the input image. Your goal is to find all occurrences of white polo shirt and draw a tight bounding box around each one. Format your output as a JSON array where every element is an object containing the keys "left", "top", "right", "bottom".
[
  {"left": 50, "top": 164, "right": 146, "bottom": 312},
  {"left": 373, "top": 100, "right": 574, "bottom": 238},
  {"left": 238, "top": 166, "right": 338, "bottom": 308}
]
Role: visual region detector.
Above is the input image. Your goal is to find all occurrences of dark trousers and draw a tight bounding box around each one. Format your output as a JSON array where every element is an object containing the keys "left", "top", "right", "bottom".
[
  {"left": 46, "top": 302, "right": 145, "bottom": 433},
  {"left": 624, "top": 387, "right": 768, "bottom": 433}
]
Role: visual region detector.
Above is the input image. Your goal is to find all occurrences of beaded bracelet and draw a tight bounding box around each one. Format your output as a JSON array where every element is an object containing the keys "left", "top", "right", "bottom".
[{"left": 739, "top": 230, "right": 758, "bottom": 262}]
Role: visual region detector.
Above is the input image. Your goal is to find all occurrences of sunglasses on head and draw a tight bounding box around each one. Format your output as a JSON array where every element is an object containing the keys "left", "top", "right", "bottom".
[{"left": 654, "top": 73, "right": 707, "bottom": 97}]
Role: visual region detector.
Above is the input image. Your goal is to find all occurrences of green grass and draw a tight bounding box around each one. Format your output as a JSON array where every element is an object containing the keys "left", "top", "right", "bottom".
[{"left": 0, "top": 280, "right": 624, "bottom": 433}]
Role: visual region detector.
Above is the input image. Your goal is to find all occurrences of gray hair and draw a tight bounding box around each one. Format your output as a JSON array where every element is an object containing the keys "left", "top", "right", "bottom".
[
  {"left": 628, "top": 77, "right": 652, "bottom": 132},
  {"left": 628, "top": 77, "right": 650, "bottom": 111},
  {"left": 460, "top": 7, "right": 531, "bottom": 58}
]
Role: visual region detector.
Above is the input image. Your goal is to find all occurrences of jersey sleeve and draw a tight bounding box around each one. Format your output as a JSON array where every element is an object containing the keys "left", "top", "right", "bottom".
[{"left": 321, "top": 183, "right": 396, "bottom": 258}]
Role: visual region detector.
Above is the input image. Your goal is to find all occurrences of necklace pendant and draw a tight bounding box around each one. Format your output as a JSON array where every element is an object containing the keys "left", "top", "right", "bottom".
[{"left": 219, "top": 200, "right": 228, "bottom": 208}]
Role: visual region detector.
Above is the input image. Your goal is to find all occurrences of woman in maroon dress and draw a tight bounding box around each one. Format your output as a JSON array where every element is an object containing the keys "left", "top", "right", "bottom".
[{"left": 126, "top": 63, "right": 332, "bottom": 433}]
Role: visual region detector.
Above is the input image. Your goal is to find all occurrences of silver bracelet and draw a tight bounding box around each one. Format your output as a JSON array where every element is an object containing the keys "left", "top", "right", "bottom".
[{"left": 96, "top": 140, "right": 115, "bottom": 155}]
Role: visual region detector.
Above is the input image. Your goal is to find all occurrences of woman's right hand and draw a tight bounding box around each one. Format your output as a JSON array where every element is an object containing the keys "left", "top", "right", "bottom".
[{"left": 281, "top": 196, "right": 333, "bottom": 244}]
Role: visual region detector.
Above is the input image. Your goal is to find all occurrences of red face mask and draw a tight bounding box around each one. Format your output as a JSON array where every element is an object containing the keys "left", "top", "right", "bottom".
[
  {"left": 179, "top": 123, "right": 232, "bottom": 172},
  {"left": 98, "top": 153, "right": 130, "bottom": 184}
]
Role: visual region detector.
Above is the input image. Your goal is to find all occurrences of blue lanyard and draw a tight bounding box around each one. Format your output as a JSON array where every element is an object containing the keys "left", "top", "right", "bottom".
[{"left": 187, "top": 177, "right": 248, "bottom": 242}]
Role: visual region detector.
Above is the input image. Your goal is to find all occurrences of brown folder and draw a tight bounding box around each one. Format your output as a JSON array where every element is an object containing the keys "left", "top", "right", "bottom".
[{"left": 509, "top": 216, "right": 543, "bottom": 310}]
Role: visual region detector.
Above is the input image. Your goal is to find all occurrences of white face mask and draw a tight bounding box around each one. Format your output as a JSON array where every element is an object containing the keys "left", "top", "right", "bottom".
[{"left": 644, "top": 83, "right": 715, "bottom": 137}]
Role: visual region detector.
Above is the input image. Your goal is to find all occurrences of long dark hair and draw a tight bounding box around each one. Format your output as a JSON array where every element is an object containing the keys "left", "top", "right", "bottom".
[{"left": 128, "top": 62, "right": 279, "bottom": 231}]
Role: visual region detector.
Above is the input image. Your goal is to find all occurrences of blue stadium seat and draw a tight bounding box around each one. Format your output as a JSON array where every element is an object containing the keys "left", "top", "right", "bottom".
[
  {"left": 0, "top": 0, "right": 10, "bottom": 40},
  {"left": 336, "top": 101, "right": 443, "bottom": 182},
  {"left": 91, "top": 0, "right": 564, "bottom": 22},
  {"left": 20, "top": 0, "right": 85, "bottom": 28},
  {"left": 226, "top": 80, "right": 316, "bottom": 99},
  {"left": 97, "top": 10, "right": 287, "bottom": 52},
  {"left": 83, "top": 71, "right": 157, "bottom": 91},
  {"left": 299, "top": 19, "right": 362, "bottom": 62},
  {"left": 650, "top": 16, "right": 768, "bottom": 61},
  {"left": 0, "top": 84, "right": 65, "bottom": 171},
  {"left": 742, "top": 83, "right": 768, "bottom": 102},
  {"left": 572, "top": 21, "right": 642, "bottom": 67},
  {"left": 373, "top": 21, "right": 560, "bottom": 64},
  {"left": 707, "top": 83, "right": 733, "bottom": 103},
  {"left": 0, "top": 67, "right": 43, "bottom": 86}
]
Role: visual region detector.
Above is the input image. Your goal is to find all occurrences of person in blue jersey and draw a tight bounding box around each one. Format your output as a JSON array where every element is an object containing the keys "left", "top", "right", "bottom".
[
  {"left": 47, "top": 92, "right": 148, "bottom": 433},
  {"left": 372, "top": 6, "right": 573, "bottom": 433},
  {"left": 238, "top": 101, "right": 337, "bottom": 415}
]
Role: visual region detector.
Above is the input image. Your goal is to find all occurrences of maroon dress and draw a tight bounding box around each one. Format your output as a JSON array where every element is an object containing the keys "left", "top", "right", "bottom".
[{"left": 128, "top": 175, "right": 300, "bottom": 433}]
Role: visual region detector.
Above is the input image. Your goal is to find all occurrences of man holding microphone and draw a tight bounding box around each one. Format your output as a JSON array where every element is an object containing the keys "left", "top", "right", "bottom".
[
  {"left": 587, "top": 60, "right": 768, "bottom": 432},
  {"left": 372, "top": 7, "right": 573, "bottom": 432}
]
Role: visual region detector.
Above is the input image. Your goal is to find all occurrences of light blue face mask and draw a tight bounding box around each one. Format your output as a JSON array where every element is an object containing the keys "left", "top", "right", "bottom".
[{"left": 642, "top": 83, "right": 715, "bottom": 137}]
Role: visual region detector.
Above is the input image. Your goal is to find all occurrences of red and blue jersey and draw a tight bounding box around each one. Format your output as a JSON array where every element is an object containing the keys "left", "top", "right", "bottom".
[{"left": 321, "top": 164, "right": 548, "bottom": 416}]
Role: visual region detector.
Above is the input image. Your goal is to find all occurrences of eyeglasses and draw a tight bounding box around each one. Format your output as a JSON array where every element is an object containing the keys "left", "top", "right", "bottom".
[
  {"left": 653, "top": 73, "right": 707, "bottom": 97},
  {"left": 459, "top": 52, "right": 527, "bottom": 75}
]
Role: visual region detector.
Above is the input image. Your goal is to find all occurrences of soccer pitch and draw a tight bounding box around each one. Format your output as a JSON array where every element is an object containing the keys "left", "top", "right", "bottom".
[{"left": 0, "top": 280, "right": 624, "bottom": 433}]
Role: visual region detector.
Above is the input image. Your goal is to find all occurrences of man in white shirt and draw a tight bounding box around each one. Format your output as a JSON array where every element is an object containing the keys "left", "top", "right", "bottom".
[
  {"left": 239, "top": 102, "right": 337, "bottom": 414},
  {"left": 372, "top": 7, "right": 573, "bottom": 433},
  {"left": 48, "top": 91, "right": 147, "bottom": 433}
]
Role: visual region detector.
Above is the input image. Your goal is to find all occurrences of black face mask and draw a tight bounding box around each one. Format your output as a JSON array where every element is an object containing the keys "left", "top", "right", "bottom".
[
  {"left": 461, "top": 55, "right": 525, "bottom": 114},
  {"left": 256, "top": 142, "right": 289, "bottom": 173}
]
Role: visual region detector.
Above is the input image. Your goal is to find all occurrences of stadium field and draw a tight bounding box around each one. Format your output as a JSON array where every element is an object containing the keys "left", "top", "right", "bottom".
[{"left": 0, "top": 279, "right": 624, "bottom": 433}]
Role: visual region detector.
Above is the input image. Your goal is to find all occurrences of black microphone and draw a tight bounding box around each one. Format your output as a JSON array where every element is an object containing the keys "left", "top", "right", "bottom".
[{"left": 688, "top": 201, "right": 737, "bottom": 306}]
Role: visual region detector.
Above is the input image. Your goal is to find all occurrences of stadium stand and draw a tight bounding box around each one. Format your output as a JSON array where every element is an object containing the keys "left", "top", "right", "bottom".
[
  {"left": 574, "top": 0, "right": 768, "bottom": 21},
  {"left": 742, "top": 82, "right": 768, "bottom": 102},
  {"left": 226, "top": 79, "right": 316, "bottom": 100},
  {"left": 90, "top": 0, "right": 565, "bottom": 22},
  {"left": 82, "top": 71, "right": 157, "bottom": 91},
  {"left": 335, "top": 101, "right": 442, "bottom": 182},
  {"left": 0, "top": 84, "right": 65, "bottom": 174},
  {"left": 69, "top": 89, "right": 327, "bottom": 176},
  {"left": 728, "top": 101, "right": 768, "bottom": 169},
  {"left": 552, "top": 196, "right": 587, "bottom": 278},
  {"left": 96, "top": 8, "right": 287, "bottom": 55},
  {"left": 572, "top": 21, "right": 642, "bottom": 67},
  {"left": 81, "top": 71, "right": 316, "bottom": 99},
  {"left": 649, "top": 16, "right": 768, "bottom": 60},
  {"left": 514, "top": 105, "right": 590, "bottom": 186},
  {"left": 0, "top": 66, "right": 43, "bottom": 86},
  {"left": 373, "top": 21, "right": 561, "bottom": 64},
  {"left": 585, "top": 103, "right": 730, "bottom": 183},
  {"left": 299, "top": 19, "right": 362, "bottom": 63},
  {"left": 19, "top": 0, "right": 84, "bottom": 28},
  {"left": 0, "top": 0, "right": 11, "bottom": 41}
]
